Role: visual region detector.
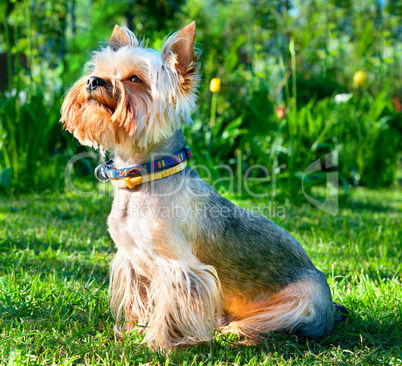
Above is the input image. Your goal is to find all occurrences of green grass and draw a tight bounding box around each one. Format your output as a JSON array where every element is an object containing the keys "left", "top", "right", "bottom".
[{"left": 0, "top": 182, "right": 401, "bottom": 365}]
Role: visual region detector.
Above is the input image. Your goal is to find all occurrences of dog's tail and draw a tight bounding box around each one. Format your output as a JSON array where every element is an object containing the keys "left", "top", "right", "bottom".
[{"left": 333, "top": 302, "right": 349, "bottom": 325}]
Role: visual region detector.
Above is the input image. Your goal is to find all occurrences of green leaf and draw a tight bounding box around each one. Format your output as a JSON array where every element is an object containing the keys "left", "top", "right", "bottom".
[{"left": 0, "top": 167, "right": 12, "bottom": 188}]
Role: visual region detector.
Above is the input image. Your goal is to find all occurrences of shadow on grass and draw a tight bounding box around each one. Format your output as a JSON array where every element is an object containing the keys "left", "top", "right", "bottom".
[
  {"left": 170, "top": 317, "right": 400, "bottom": 364},
  {"left": 346, "top": 200, "right": 400, "bottom": 214}
]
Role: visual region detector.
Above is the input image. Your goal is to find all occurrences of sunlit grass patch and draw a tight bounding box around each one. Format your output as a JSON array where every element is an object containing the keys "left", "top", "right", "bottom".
[{"left": 0, "top": 185, "right": 400, "bottom": 365}]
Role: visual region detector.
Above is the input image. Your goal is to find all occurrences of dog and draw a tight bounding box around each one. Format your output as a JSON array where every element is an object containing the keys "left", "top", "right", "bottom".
[{"left": 61, "top": 22, "right": 346, "bottom": 349}]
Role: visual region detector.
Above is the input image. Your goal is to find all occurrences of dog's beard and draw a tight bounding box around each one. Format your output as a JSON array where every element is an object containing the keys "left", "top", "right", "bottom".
[
  {"left": 61, "top": 78, "right": 151, "bottom": 150},
  {"left": 79, "top": 100, "right": 123, "bottom": 147}
]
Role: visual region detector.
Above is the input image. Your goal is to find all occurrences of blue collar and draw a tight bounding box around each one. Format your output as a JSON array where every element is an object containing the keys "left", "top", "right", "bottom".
[{"left": 94, "top": 147, "right": 192, "bottom": 182}]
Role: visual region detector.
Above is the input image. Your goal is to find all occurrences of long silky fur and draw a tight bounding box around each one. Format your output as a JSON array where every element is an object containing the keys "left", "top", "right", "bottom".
[
  {"left": 109, "top": 250, "right": 151, "bottom": 336},
  {"left": 110, "top": 250, "right": 221, "bottom": 348}
]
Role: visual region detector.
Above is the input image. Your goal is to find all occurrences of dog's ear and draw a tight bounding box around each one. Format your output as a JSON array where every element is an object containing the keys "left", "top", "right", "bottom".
[
  {"left": 162, "top": 21, "right": 196, "bottom": 76},
  {"left": 109, "top": 25, "right": 139, "bottom": 50}
]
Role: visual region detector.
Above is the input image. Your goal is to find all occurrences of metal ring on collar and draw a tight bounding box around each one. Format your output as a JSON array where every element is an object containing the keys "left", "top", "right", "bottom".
[{"left": 94, "top": 163, "right": 110, "bottom": 182}]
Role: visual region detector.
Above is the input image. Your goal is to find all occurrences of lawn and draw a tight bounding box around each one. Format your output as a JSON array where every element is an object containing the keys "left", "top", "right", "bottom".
[{"left": 0, "top": 182, "right": 401, "bottom": 365}]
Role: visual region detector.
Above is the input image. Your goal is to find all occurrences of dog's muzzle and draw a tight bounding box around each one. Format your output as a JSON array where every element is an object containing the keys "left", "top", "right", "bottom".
[{"left": 86, "top": 76, "right": 106, "bottom": 91}]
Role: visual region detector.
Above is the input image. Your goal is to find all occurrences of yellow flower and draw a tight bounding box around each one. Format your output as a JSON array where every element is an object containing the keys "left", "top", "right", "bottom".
[
  {"left": 353, "top": 71, "right": 367, "bottom": 88},
  {"left": 209, "top": 78, "right": 221, "bottom": 93}
]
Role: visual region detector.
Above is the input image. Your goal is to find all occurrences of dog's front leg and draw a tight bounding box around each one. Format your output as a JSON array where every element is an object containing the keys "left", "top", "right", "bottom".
[
  {"left": 143, "top": 254, "right": 221, "bottom": 349},
  {"left": 109, "top": 249, "right": 151, "bottom": 337},
  {"left": 108, "top": 194, "right": 221, "bottom": 349}
]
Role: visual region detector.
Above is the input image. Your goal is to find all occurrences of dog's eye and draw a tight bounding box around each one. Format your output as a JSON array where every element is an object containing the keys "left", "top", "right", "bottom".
[{"left": 130, "top": 75, "right": 141, "bottom": 83}]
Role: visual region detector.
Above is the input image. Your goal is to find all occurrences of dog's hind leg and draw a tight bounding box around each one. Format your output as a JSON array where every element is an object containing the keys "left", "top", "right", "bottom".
[{"left": 221, "top": 270, "right": 334, "bottom": 341}]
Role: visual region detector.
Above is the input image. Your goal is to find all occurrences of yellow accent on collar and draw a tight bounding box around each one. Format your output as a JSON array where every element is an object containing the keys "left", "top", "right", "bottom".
[{"left": 110, "top": 161, "right": 187, "bottom": 189}]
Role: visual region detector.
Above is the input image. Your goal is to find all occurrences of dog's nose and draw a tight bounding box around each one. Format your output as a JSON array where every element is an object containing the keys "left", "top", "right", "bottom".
[{"left": 86, "top": 76, "right": 106, "bottom": 91}]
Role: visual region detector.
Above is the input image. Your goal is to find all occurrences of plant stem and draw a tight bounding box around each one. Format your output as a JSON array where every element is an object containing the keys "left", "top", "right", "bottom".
[
  {"left": 0, "top": 6, "right": 13, "bottom": 90},
  {"left": 210, "top": 92, "right": 217, "bottom": 127},
  {"left": 289, "top": 38, "right": 298, "bottom": 199}
]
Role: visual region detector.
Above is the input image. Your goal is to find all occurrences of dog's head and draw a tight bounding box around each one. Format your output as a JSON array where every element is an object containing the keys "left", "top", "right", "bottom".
[{"left": 61, "top": 22, "right": 198, "bottom": 153}]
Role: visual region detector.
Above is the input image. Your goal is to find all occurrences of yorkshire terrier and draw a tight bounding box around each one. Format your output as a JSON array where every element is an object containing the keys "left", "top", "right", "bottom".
[{"left": 61, "top": 22, "right": 346, "bottom": 349}]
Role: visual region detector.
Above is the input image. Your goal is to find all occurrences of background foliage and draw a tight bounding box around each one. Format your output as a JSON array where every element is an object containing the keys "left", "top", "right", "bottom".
[
  {"left": 0, "top": 2, "right": 401, "bottom": 365},
  {"left": 0, "top": 0, "right": 401, "bottom": 197}
]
